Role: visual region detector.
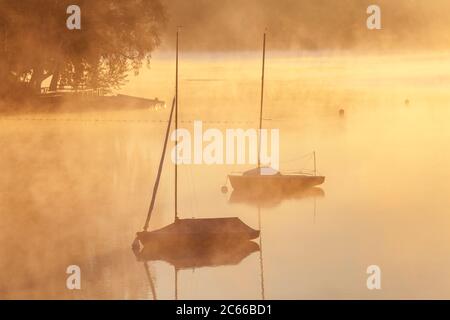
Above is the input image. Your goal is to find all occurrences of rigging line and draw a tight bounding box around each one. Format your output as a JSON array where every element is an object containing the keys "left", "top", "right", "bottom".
[
  {"left": 143, "top": 262, "right": 157, "bottom": 300},
  {"left": 283, "top": 167, "right": 315, "bottom": 173},
  {"left": 279, "top": 151, "right": 315, "bottom": 164},
  {"left": 142, "top": 96, "right": 176, "bottom": 231},
  {"left": 258, "top": 205, "right": 266, "bottom": 300},
  {"left": 189, "top": 165, "right": 199, "bottom": 218},
  {"left": 186, "top": 166, "right": 195, "bottom": 218},
  {"left": 187, "top": 165, "right": 197, "bottom": 218}
]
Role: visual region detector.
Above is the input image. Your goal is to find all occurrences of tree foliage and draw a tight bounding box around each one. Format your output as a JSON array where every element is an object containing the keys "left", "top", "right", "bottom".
[{"left": 0, "top": 0, "right": 166, "bottom": 98}]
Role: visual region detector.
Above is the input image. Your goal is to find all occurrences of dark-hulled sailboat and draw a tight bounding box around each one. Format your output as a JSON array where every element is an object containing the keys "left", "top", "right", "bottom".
[
  {"left": 227, "top": 32, "right": 325, "bottom": 194},
  {"left": 134, "top": 29, "right": 259, "bottom": 251}
]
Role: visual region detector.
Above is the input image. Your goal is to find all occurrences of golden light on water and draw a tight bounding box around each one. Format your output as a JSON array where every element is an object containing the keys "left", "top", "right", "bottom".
[
  {"left": 5, "top": 0, "right": 450, "bottom": 302},
  {"left": 2, "top": 50, "right": 450, "bottom": 298}
]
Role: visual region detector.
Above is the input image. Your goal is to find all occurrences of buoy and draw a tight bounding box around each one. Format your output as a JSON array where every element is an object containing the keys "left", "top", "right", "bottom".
[
  {"left": 405, "top": 99, "right": 410, "bottom": 106},
  {"left": 339, "top": 108, "right": 345, "bottom": 117},
  {"left": 221, "top": 185, "right": 228, "bottom": 194}
]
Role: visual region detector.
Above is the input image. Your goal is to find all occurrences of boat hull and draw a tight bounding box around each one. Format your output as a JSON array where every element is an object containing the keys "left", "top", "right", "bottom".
[
  {"left": 229, "top": 174, "right": 325, "bottom": 193},
  {"left": 136, "top": 217, "right": 260, "bottom": 248}
]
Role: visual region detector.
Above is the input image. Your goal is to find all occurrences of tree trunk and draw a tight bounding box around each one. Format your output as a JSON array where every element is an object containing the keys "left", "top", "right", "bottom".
[
  {"left": 73, "top": 59, "right": 82, "bottom": 91},
  {"left": 30, "top": 66, "right": 44, "bottom": 95},
  {"left": 49, "top": 65, "right": 60, "bottom": 91}
]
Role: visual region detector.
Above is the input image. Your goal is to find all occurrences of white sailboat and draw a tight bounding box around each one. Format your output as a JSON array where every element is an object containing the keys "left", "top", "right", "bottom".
[{"left": 227, "top": 32, "right": 325, "bottom": 194}]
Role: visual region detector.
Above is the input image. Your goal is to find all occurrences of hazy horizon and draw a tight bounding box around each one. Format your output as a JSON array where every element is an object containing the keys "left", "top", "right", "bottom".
[{"left": 158, "top": 0, "right": 450, "bottom": 52}]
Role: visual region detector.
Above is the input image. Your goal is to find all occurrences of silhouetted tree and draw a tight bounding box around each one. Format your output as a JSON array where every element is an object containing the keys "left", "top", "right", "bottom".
[{"left": 0, "top": 0, "right": 166, "bottom": 98}]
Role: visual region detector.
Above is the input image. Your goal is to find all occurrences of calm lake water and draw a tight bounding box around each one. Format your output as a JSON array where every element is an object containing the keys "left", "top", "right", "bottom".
[{"left": 2, "top": 52, "right": 450, "bottom": 299}]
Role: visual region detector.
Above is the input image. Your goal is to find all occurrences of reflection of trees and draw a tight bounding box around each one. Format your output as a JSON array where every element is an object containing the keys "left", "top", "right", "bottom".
[{"left": 0, "top": 0, "right": 166, "bottom": 99}]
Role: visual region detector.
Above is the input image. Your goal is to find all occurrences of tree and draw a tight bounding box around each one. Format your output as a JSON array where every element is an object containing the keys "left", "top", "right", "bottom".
[{"left": 0, "top": 0, "right": 166, "bottom": 98}]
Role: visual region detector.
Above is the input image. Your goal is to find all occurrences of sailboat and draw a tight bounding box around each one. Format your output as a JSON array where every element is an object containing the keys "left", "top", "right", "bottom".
[
  {"left": 227, "top": 32, "right": 325, "bottom": 193},
  {"left": 134, "top": 29, "right": 260, "bottom": 250}
]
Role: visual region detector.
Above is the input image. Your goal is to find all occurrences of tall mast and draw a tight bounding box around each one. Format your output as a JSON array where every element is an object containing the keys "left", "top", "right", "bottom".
[
  {"left": 175, "top": 28, "right": 179, "bottom": 221},
  {"left": 313, "top": 151, "right": 316, "bottom": 176},
  {"left": 257, "top": 32, "right": 266, "bottom": 170}
]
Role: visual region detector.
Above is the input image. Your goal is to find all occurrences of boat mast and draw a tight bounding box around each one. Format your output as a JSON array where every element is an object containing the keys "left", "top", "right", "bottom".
[
  {"left": 257, "top": 32, "right": 266, "bottom": 170},
  {"left": 175, "top": 27, "right": 180, "bottom": 221},
  {"left": 313, "top": 151, "right": 316, "bottom": 176}
]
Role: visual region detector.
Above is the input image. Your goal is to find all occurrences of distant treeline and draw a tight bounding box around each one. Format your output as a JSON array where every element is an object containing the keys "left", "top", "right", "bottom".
[{"left": 1, "top": 0, "right": 448, "bottom": 103}]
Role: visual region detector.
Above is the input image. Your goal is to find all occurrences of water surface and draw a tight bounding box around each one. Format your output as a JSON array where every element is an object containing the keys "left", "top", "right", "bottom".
[{"left": 2, "top": 52, "right": 450, "bottom": 299}]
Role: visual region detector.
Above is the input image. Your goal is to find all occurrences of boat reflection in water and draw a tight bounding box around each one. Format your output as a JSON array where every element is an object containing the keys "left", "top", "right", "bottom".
[
  {"left": 133, "top": 234, "right": 259, "bottom": 269},
  {"left": 133, "top": 224, "right": 260, "bottom": 300},
  {"left": 229, "top": 185, "right": 325, "bottom": 208},
  {"left": 133, "top": 237, "right": 260, "bottom": 300}
]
